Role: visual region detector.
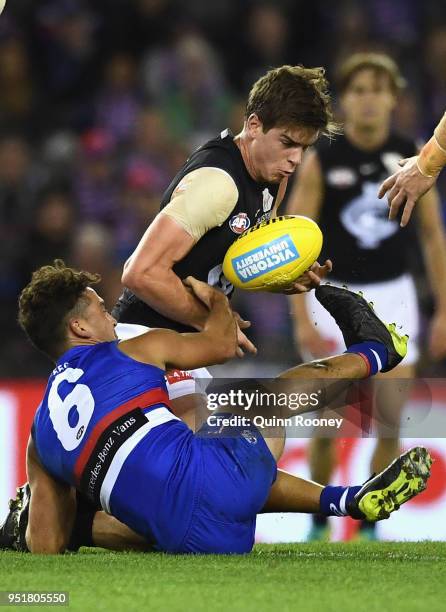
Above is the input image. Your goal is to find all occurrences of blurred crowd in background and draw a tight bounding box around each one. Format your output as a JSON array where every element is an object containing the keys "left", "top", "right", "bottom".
[{"left": 1, "top": 0, "right": 446, "bottom": 376}]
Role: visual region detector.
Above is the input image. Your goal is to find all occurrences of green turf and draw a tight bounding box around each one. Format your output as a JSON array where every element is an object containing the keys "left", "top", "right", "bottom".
[{"left": 0, "top": 543, "right": 444, "bottom": 612}]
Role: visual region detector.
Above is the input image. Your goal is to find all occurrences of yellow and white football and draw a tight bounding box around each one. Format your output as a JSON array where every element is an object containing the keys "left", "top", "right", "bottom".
[
  {"left": 222, "top": 215, "right": 323, "bottom": 291},
  {"left": 0, "top": 1, "right": 6, "bottom": 15}
]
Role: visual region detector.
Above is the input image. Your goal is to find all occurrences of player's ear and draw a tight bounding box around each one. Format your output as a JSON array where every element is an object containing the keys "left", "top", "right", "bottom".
[
  {"left": 246, "top": 113, "right": 263, "bottom": 136},
  {"left": 68, "top": 317, "right": 91, "bottom": 339}
]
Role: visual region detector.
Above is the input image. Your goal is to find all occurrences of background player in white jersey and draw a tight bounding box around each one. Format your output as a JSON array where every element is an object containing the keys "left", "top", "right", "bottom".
[{"left": 288, "top": 53, "right": 446, "bottom": 540}]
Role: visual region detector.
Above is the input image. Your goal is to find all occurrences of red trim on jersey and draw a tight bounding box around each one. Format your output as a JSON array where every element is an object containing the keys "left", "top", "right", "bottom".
[
  {"left": 166, "top": 369, "right": 194, "bottom": 384},
  {"left": 73, "top": 387, "right": 169, "bottom": 484}
]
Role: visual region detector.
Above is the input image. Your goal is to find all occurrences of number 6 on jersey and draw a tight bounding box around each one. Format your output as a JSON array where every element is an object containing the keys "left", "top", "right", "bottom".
[{"left": 48, "top": 368, "right": 95, "bottom": 451}]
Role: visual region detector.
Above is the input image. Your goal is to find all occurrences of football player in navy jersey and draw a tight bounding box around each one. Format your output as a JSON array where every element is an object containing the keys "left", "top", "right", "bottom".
[
  {"left": 1, "top": 260, "right": 432, "bottom": 554},
  {"left": 288, "top": 53, "right": 446, "bottom": 540},
  {"left": 113, "top": 65, "right": 336, "bottom": 351}
]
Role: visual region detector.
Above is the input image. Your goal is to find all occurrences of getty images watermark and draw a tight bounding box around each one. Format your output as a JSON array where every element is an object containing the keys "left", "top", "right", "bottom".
[
  {"left": 205, "top": 388, "right": 344, "bottom": 430},
  {"left": 192, "top": 377, "right": 441, "bottom": 438}
]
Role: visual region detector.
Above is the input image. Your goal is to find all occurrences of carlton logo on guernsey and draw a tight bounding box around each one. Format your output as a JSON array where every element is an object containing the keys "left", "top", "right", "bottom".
[{"left": 32, "top": 342, "right": 180, "bottom": 515}]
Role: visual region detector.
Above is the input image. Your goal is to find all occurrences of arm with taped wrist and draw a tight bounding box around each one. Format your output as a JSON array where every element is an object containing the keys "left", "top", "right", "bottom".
[{"left": 417, "top": 113, "right": 446, "bottom": 178}]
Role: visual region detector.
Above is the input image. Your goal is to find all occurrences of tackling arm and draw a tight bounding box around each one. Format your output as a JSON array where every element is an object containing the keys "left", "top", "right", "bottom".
[
  {"left": 118, "top": 277, "right": 238, "bottom": 370},
  {"left": 26, "top": 437, "right": 76, "bottom": 554}
]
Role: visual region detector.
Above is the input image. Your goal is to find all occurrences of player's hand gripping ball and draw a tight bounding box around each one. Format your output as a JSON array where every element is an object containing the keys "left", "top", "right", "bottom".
[{"left": 223, "top": 215, "right": 323, "bottom": 292}]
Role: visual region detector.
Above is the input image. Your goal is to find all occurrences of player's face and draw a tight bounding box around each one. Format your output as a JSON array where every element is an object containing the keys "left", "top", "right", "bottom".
[
  {"left": 340, "top": 68, "right": 397, "bottom": 130},
  {"left": 247, "top": 116, "right": 319, "bottom": 183},
  {"left": 82, "top": 288, "right": 118, "bottom": 342}
]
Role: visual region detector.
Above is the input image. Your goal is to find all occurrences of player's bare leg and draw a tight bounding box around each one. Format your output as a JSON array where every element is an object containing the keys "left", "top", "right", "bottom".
[
  {"left": 355, "top": 363, "right": 414, "bottom": 539},
  {"left": 261, "top": 470, "right": 323, "bottom": 513},
  {"left": 262, "top": 282, "right": 409, "bottom": 421},
  {"left": 371, "top": 364, "right": 414, "bottom": 474},
  {"left": 92, "top": 512, "right": 149, "bottom": 552},
  {"left": 308, "top": 437, "right": 336, "bottom": 486},
  {"left": 275, "top": 353, "right": 368, "bottom": 417}
]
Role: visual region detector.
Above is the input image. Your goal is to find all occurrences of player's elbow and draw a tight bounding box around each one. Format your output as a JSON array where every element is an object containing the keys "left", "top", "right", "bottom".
[
  {"left": 121, "top": 259, "right": 141, "bottom": 291},
  {"left": 122, "top": 260, "right": 158, "bottom": 294}
]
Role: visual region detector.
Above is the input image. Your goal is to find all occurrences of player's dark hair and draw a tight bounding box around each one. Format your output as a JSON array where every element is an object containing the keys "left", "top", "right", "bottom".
[
  {"left": 18, "top": 259, "right": 101, "bottom": 360},
  {"left": 245, "top": 65, "right": 339, "bottom": 136},
  {"left": 336, "top": 53, "right": 406, "bottom": 94}
]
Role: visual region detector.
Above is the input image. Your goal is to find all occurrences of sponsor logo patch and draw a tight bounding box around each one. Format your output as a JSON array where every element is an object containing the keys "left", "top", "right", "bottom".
[
  {"left": 232, "top": 234, "right": 300, "bottom": 283},
  {"left": 229, "top": 212, "right": 251, "bottom": 234}
]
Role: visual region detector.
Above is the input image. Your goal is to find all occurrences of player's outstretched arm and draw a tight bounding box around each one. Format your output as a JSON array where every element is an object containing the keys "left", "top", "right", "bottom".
[
  {"left": 26, "top": 437, "right": 76, "bottom": 554},
  {"left": 378, "top": 111, "right": 446, "bottom": 226},
  {"left": 118, "top": 277, "right": 239, "bottom": 370}
]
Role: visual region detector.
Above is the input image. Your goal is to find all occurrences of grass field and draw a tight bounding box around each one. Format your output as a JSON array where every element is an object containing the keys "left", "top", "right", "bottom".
[{"left": 1, "top": 542, "right": 444, "bottom": 612}]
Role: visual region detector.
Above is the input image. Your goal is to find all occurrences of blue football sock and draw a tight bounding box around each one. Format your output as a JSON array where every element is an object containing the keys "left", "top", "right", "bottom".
[
  {"left": 346, "top": 341, "right": 388, "bottom": 376},
  {"left": 319, "top": 485, "right": 362, "bottom": 517}
]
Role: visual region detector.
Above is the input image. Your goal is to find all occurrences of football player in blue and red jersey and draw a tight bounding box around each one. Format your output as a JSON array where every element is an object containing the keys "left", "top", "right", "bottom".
[{"left": 6, "top": 261, "right": 431, "bottom": 554}]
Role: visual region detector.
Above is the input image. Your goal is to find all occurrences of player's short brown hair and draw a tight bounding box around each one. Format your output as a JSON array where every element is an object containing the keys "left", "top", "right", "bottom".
[
  {"left": 18, "top": 260, "right": 101, "bottom": 360},
  {"left": 246, "top": 65, "right": 338, "bottom": 136},
  {"left": 336, "top": 52, "right": 406, "bottom": 94}
]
